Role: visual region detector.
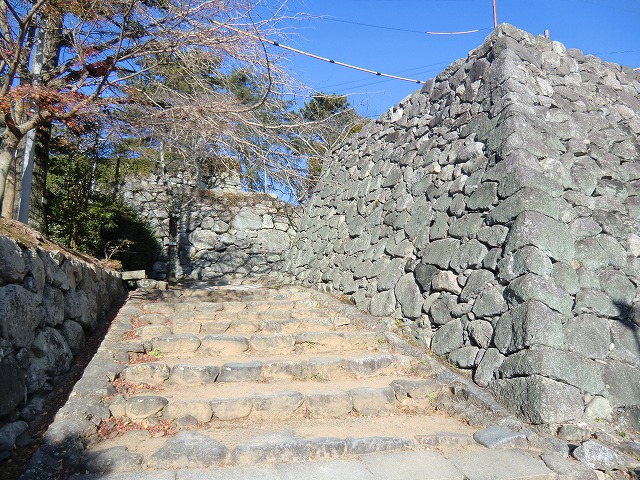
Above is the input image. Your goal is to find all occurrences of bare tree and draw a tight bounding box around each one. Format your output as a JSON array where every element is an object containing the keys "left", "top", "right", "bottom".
[{"left": 0, "top": 0, "right": 308, "bottom": 218}]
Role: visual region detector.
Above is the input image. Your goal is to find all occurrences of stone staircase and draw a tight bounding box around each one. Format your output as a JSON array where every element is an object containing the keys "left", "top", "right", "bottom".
[{"left": 28, "top": 283, "right": 601, "bottom": 480}]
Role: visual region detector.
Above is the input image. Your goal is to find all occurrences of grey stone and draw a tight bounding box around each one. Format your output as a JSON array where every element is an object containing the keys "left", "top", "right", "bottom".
[
  {"left": 449, "top": 448, "right": 556, "bottom": 480},
  {"left": 467, "top": 182, "right": 498, "bottom": 210},
  {"left": 472, "top": 425, "right": 527, "bottom": 448},
  {"left": 151, "top": 334, "right": 201, "bottom": 354},
  {"left": 429, "top": 294, "right": 458, "bottom": 326},
  {"left": 431, "top": 319, "right": 464, "bottom": 356},
  {"left": 278, "top": 459, "right": 373, "bottom": 480},
  {"left": 488, "top": 187, "right": 561, "bottom": 223},
  {"left": 499, "top": 345, "right": 605, "bottom": 394},
  {"left": 460, "top": 270, "right": 494, "bottom": 301},
  {"left": 472, "top": 286, "right": 507, "bottom": 317},
  {"left": 448, "top": 213, "right": 483, "bottom": 239},
  {"left": 473, "top": 348, "right": 504, "bottom": 387},
  {"left": 504, "top": 211, "right": 574, "bottom": 262},
  {"left": 231, "top": 208, "right": 263, "bottom": 230},
  {"left": 498, "top": 246, "right": 552, "bottom": 281},
  {"left": 541, "top": 453, "right": 599, "bottom": 480},
  {"left": 477, "top": 225, "right": 509, "bottom": 247},
  {"left": 211, "top": 397, "right": 253, "bottom": 420},
  {"left": 218, "top": 361, "right": 262, "bottom": 382},
  {"left": 376, "top": 258, "right": 404, "bottom": 291},
  {"left": 0, "top": 420, "right": 28, "bottom": 453},
  {"left": 468, "top": 320, "right": 493, "bottom": 349},
  {"left": 423, "top": 239, "right": 460, "bottom": 269},
  {"left": 575, "top": 234, "right": 627, "bottom": 270},
  {"left": 414, "top": 432, "right": 474, "bottom": 447},
  {"left": 431, "top": 271, "right": 461, "bottom": 294},
  {"left": 349, "top": 387, "right": 395, "bottom": 415},
  {"left": 360, "top": 450, "right": 464, "bottom": 480},
  {"left": 0, "top": 236, "right": 26, "bottom": 283},
  {"left": 584, "top": 396, "right": 613, "bottom": 421},
  {"left": 166, "top": 401, "right": 213, "bottom": 423},
  {"left": 231, "top": 432, "right": 309, "bottom": 464},
  {"left": 178, "top": 466, "right": 279, "bottom": 480},
  {"left": 306, "top": 390, "right": 353, "bottom": 417},
  {"left": 604, "top": 360, "right": 640, "bottom": 407},
  {"left": 83, "top": 446, "right": 143, "bottom": 473},
  {"left": 489, "top": 375, "right": 584, "bottom": 424},
  {"left": 572, "top": 440, "right": 632, "bottom": 471},
  {"left": 125, "top": 395, "right": 168, "bottom": 419},
  {"left": 254, "top": 391, "right": 304, "bottom": 416},
  {"left": 171, "top": 364, "right": 219, "bottom": 384},
  {"left": 0, "top": 284, "right": 44, "bottom": 348},
  {"left": 449, "top": 239, "right": 488, "bottom": 272},
  {"left": 448, "top": 347, "right": 479, "bottom": 368},
  {"left": 345, "top": 436, "right": 413, "bottom": 455},
  {"left": 149, "top": 431, "right": 226, "bottom": 468},
  {"left": 345, "top": 355, "right": 394, "bottom": 376},
  {"left": 551, "top": 262, "right": 580, "bottom": 295},
  {"left": 307, "top": 437, "right": 348, "bottom": 459},
  {"left": 31, "top": 326, "right": 72, "bottom": 375},
  {"left": 574, "top": 289, "right": 623, "bottom": 318},
  {"left": 505, "top": 273, "right": 573, "bottom": 315},
  {"left": 202, "top": 335, "right": 250, "bottom": 354},
  {"left": 609, "top": 320, "right": 640, "bottom": 366},
  {"left": 59, "top": 320, "right": 85, "bottom": 354},
  {"left": 390, "top": 379, "right": 439, "bottom": 399},
  {"left": 394, "top": 274, "right": 423, "bottom": 319},
  {"left": 599, "top": 269, "right": 636, "bottom": 306},
  {"left": 123, "top": 363, "right": 170, "bottom": 385},
  {"left": 414, "top": 263, "right": 440, "bottom": 291},
  {"left": 494, "top": 300, "right": 565, "bottom": 354},
  {"left": 369, "top": 289, "right": 396, "bottom": 316}
]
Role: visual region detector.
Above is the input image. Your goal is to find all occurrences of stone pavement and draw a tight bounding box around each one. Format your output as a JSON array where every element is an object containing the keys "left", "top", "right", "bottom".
[{"left": 22, "top": 283, "right": 626, "bottom": 479}]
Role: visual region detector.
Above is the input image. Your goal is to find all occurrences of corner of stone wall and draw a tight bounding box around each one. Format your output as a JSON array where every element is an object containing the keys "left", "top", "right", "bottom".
[{"left": 286, "top": 24, "right": 640, "bottom": 427}]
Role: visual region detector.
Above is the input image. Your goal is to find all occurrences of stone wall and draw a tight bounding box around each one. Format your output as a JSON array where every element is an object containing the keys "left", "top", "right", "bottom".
[
  {"left": 121, "top": 175, "right": 298, "bottom": 281},
  {"left": 0, "top": 222, "right": 126, "bottom": 459},
  {"left": 286, "top": 24, "right": 640, "bottom": 426}
]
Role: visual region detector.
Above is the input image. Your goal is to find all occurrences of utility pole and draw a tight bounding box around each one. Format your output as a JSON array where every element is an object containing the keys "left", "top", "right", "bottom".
[
  {"left": 492, "top": 0, "right": 498, "bottom": 28},
  {"left": 17, "top": 21, "right": 45, "bottom": 224}
]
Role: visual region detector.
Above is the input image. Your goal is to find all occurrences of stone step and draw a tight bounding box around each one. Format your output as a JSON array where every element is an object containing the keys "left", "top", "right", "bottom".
[
  {"left": 133, "top": 316, "right": 351, "bottom": 339},
  {"left": 75, "top": 416, "right": 488, "bottom": 476},
  {"left": 145, "top": 331, "right": 381, "bottom": 356},
  {"left": 122, "top": 353, "right": 415, "bottom": 385},
  {"left": 109, "top": 377, "right": 440, "bottom": 424}
]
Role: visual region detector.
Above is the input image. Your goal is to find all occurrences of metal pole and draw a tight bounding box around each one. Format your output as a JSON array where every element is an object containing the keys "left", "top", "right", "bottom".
[{"left": 492, "top": 0, "right": 498, "bottom": 28}]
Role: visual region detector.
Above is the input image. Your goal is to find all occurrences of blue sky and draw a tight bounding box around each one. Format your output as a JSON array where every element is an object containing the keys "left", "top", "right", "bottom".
[{"left": 274, "top": 0, "right": 640, "bottom": 117}]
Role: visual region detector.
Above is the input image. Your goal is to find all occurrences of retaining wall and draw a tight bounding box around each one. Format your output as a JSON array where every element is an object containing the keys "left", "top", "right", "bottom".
[
  {"left": 121, "top": 175, "right": 298, "bottom": 281},
  {"left": 0, "top": 222, "right": 126, "bottom": 460},
  {"left": 286, "top": 24, "right": 640, "bottom": 426}
]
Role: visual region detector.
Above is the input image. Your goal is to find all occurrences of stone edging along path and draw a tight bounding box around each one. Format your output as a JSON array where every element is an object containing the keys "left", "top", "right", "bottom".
[{"left": 20, "top": 282, "right": 639, "bottom": 479}]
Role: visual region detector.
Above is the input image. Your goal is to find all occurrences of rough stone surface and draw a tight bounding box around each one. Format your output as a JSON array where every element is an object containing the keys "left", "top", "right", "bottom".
[
  {"left": 572, "top": 440, "right": 632, "bottom": 471},
  {"left": 149, "top": 431, "right": 227, "bottom": 468}
]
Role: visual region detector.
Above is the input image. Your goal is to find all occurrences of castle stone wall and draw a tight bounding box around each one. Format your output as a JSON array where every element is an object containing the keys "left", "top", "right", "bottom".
[{"left": 286, "top": 24, "right": 640, "bottom": 426}]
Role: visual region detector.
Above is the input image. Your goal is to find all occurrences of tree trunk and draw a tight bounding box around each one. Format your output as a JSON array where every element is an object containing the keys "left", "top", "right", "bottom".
[
  {"left": 0, "top": 133, "right": 21, "bottom": 216},
  {"left": 28, "top": 122, "right": 51, "bottom": 233}
]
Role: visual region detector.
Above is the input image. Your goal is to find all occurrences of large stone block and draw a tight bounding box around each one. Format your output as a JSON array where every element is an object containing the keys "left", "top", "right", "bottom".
[
  {"left": 0, "top": 357, "right": 25, "bottom": 417},
  {"left": 431, "top": 318, "right": 463, "bottom": 356},
  {"left": 488, "top": 187, "right": 561, "bottom": 223},
  {"left": 499, "top": 345, "right": 605, "bottom": 395},
  {"left": 563, "top": 315, "right": 610, "bottom": 360},
  {"left": 394, "top": 274, "right": 423, "bottom": 319},
  {"left": 604, "top": 360, "right": 640, "bottom": 407},
  {"left": 494, "top": 300, "right": 564, "bottom": 354},
  {"left": 504, "top": 211, "right": 574, "bottom": 262},
  {"left": 0, "top": 236, "right": 26, "bottom": 283},
  {"left": 0, "top": 284, "right": 44, "bottom": 348},
  {"left": 505, "top": 273, "right": 573, "bottom": 315},
  {"left": 489, "top": 374, "right": 584, "bottom": 424}
]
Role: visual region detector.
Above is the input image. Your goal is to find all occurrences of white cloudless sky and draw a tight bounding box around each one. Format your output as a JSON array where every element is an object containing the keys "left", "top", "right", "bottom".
[{"left": 272, "top": 0, "right": 640, "bottom": 117}]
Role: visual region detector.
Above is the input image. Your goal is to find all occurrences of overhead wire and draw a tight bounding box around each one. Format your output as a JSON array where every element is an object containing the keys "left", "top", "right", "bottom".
[{"left": 212, "top": 19, "right": 428, "bottom": 84}]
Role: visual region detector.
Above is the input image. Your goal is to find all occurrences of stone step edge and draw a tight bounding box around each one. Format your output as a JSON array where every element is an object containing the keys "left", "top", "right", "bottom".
[
  {"left": 134, "top": 318, "right": 351, "bottom": 336},
  {"left": 111, "top": 380, "right": 441, "bottom": 422},
  {"left": 76, "top": 432, "right": 481, "bottom": 475},
  {"left": 121, "top": 354, "right": 415, "bottom": 385}
]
